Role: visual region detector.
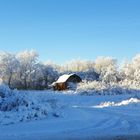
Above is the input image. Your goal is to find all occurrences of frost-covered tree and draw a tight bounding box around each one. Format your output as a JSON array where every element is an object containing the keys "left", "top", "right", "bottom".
[
  {"left": 95, "top": 57, "right": 117, "bottom": 73},
  {"left": 61, "top": 59, "right": 95, "bottom": 72},
  {"left": 60, "top": 59, "right": 98, "bottom": 81},
  {"left": 121, "top": 54, "right": 140, "bottom": 87},
  {"left": 131, "top": 54, "right": 140, "bottom": 82},
  {"left": 0, "top": 52, "right": 19, "bottom": 87},
  {"left": 44, "top": 63, "right": 59, "bottom": 85},
  {"left": 16, "top": 50, "right": 39, "bottom": 89},
  {"left": 101, "top": 65, "right": 121, "bottom": 83},
  {"left": 45, "top": 60, "right": 60, "bottom": 72},
  {"left": 120, "top": 62, "right": 134, "bottom": 81},
  {"left": 94, "top": 57, "right": 120, "bottom": 83},
  {"left": 0, "top": 50, "right": 60, "bottom": 89},
  {"left": 28, "top": 63, "right": 58, "bottom": 89}
]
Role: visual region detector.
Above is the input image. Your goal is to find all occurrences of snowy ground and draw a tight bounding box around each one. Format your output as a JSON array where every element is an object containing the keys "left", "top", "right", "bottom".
[{"left": 1, "top": 90, "right": 140, "bottom": 140}]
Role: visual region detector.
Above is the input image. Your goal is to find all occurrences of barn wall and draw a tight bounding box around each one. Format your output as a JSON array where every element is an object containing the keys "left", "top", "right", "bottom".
[{"left": 54, "top": 82, "right": 67, "bottom": 90}]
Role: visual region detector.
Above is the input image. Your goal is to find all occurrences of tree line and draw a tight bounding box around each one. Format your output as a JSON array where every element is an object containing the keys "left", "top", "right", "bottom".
[{"left": 0, "top": 50, "right": 140, "bottom": 90}]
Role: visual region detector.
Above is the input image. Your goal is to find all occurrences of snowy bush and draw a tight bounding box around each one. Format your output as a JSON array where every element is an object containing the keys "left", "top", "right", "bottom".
[
  {"left": 0, "top": 82, "right": 12, "bottom": 98},
  {"left": 77, "top": 81, "right": 138, "bottom": 95},
  {"left": 0, "top": 84, "right": 62, "bottom": 125},
  {"left": 77, "top": 81, "right": 106, "bottom": 92},
  {"left": 0, "top": 91, "right": 29, "bottom": 111}
]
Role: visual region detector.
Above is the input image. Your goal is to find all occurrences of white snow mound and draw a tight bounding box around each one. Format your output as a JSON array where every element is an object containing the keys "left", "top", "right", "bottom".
[{"left": 95, "top": 97, "right": 140, "bottom": 108}]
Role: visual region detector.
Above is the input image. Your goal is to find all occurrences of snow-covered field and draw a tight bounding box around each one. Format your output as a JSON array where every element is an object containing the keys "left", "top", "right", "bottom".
[{"left": 1, "top": 89, "right": 140, "bottom": 140}]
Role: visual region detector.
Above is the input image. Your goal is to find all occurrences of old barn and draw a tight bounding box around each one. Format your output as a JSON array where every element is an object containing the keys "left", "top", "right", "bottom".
[{"left": 52, "top": 73, "right": 82, "bottom": 90}]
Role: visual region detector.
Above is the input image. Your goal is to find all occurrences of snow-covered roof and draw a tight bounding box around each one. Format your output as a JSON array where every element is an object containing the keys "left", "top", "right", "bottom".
[{"left": 56, "top": 74, "right": 75, "bottom": 83}]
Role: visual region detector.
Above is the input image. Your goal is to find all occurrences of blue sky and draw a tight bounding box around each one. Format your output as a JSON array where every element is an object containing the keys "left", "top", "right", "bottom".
[{"left": 0, "top": 0, "right": 140, "bottom": 63}]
